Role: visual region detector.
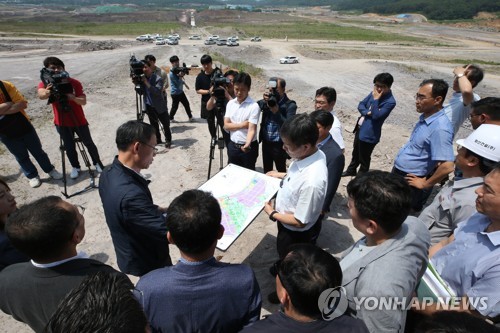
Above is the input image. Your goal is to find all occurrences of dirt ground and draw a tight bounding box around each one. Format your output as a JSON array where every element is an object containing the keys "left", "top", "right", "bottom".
[{"left": 1, "top": 20, "right": 500, "bottom": 331}]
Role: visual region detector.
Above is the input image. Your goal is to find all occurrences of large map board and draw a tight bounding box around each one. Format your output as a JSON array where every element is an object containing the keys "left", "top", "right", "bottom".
[{"left": 199, "top": 164, "right": 281, "bottom": 251}]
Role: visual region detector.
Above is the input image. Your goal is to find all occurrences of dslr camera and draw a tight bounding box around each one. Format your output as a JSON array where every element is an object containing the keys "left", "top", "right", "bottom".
[
  {"left": 172, "top": 62, "right": 191, "bottom": 76},
  {"left": 40, "top": 67, "right": 73, "bottom": 112},
  {"left": 266, "top": 79, "right": 280, "bottom": 108}
]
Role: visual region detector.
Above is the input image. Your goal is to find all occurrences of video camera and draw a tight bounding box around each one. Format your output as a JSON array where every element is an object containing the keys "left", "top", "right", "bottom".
[
  {"left": 211, "top": 67, "right": 231, "bottom": 109},
  {"left": 40, "top": 67, "right": 73, "bottom": 112},
  {"left": 172, "top": 62, "right": 191, "bottom": 76},
  {"left": 129, "top": 55, "right": 145, "bottom": 84},
  {"left": 266, "top": 79, "right": 280, "bottom": 108}
]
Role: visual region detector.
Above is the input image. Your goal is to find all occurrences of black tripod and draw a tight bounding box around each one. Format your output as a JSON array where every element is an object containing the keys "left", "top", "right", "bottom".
[
  {"left": 134, "top": 83, "right": 168, "bottom": 143},
  {"left": 56, "top": 99, "right": 98, "bottom": 198},
  {"left": 207, "top": 105, "right": 226, "bottom": 180}
]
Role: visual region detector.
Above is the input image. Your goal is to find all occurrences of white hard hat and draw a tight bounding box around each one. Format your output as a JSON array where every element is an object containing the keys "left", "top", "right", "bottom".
[{"left": 456, "top": 124, "right": 500, "bottom": 162}]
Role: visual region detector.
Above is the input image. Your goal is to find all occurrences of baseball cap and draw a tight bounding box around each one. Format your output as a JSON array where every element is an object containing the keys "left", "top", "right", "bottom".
[{"left": 456, "top": 124, "right": 500, "bottom": 162}]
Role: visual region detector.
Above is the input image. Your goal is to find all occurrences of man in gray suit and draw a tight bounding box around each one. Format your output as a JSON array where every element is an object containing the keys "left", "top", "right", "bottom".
[
  {"left": 340, "top": 171, "right": 430, "bottom": 333},
  {"left": 139, "top": 60, "right": 172, "bottom": 148}
]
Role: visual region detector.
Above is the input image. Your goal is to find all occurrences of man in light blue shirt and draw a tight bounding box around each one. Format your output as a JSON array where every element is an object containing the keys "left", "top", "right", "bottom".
[
  {"left": 168, "top": 55, "right": 193, "bottom": 122},
  {"left": 425, "top": 165, "right": 500, "bottom": 321},
  {"left": 393, "top": 79, "right": 454, "bottom": 212}
]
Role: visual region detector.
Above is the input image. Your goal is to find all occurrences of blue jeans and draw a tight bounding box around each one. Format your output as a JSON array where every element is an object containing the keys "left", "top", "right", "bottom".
[{"left": 0, "top": 127, "right": 54, "bottom": 179}]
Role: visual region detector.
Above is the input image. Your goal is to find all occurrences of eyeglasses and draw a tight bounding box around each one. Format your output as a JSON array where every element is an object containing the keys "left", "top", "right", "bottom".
[
  {"left": 314, "top": 99, "right": 328, "bottom": 105},
  {"left": 415, "top": 94, "right": 433, "bottom": 101},
  {"left": 75, "top": 205, "right": 86, "bottom": 216},
  {"left": 140, "top": 142, "right": 158, "bottom": 154}
]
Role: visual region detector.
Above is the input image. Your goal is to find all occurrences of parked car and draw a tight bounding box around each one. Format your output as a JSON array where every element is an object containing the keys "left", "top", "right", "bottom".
[
  {"left": 229, "top": 35, "right": 239, "bottom": 41},
  {"left": 216, "top": 39, "right": 227, "bottom": 46},
  {"left": 155, "top": 38, "right": 166, "bottom": 45},
  {"left": 171, "top": 33, "right": 180, "bottom": 39},
  {"left": 204, "top": 39, "right": 216, "bottom": 45},
  {"left": 250, "top": 36, "right": 261, "bottom": 42},
  {"left": 209, "top": 35, "right": 220, "bottom": 40},
  {"left": 227, "top": 39, "right": 239, "bottom": 47},
  {"left": 136, "top": 34, "right": 153, "bottom": 42},
  {"left": 166, "top": 38, "right": 179, "bottom": 45},
  {"left": 189, "top": 35, "right": 201, "bottom": 40},
  {"left": 167, "top": 35, "right": 179, "bottom": 40},
  {"left": 280, "top": 56, "right": 299, "bottom": 64}
]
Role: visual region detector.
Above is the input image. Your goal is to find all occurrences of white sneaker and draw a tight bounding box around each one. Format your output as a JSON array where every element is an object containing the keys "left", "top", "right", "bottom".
[
  {"left": 95, "top": 164, "right": 103, "bottom": 173},
  {"left": 70, "top": 168, "right": 80, "bottom": 179},
  {"left": 48, "top": 168, "right": 63, "bottom": 180},
  {"left": 29, "top": 176, "right": 42, "bottom": 188}
]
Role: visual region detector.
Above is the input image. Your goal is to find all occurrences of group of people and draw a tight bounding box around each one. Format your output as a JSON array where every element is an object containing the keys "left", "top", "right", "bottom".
[{"left": 1, "top": 53, "right": 500, "bottom": 333}]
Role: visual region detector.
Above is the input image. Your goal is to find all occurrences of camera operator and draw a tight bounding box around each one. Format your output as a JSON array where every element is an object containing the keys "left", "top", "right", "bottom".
[
  {"left": 144, "top": 55, "right": 169, "bottom": 103},
  {"left": 258, "top": 77, "right": 296, "bottom": 173},
  {"left": 37, "top": 56, "right": 104, "bottom": 179},
  {"left": 168, "top": 55, "right": 193, "bottom": 122},
  {"left": 206, "top": 69, "right": 238, "bottom": 144},
  {"left": 135, "top": 60, "right": 172, "bottom": 148},
  {"left": 223, "top": 72, "right": 260, "bottom": 171},
  {"left": 195, "top": 54, "right": 215, "bottom": 122}
]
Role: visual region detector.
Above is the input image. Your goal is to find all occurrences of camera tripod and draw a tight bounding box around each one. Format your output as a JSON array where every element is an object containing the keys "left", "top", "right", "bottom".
[
  {"left": 134, "top": 86, "right": 169, "bottom": 145},
  {"left": 207, "top": 105, "right": 227, "bottom": 180},
  {"left": 57, "top": 104, "right": 99, "bottom": 199}
]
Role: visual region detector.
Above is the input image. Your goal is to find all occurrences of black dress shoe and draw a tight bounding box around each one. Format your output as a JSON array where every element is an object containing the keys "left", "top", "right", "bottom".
[{"left": 341, "top": 171, "right": 357, "bottom": 177}]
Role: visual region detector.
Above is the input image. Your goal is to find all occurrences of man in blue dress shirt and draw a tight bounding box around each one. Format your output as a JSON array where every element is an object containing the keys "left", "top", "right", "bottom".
[
  {"left": 393, "top": 79, "right": 454, "bottom": 212},
  {"left": 136, "top": 189, "right": 262, "bottom": 333}
]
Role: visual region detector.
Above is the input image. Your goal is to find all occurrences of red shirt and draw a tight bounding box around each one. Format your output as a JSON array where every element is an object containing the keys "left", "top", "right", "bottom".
[{"left": 38, "top": 77, "right": 88, "bottom": 127}]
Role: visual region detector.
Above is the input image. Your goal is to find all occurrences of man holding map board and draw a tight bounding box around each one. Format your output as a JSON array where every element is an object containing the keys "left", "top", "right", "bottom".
[{"left": 264, "top": 113, "right": 327, "bottom": 259}]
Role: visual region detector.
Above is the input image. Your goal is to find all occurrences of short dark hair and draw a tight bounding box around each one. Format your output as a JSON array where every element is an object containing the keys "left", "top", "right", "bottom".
[
  {"left": 43, "top": 56, "right": 65, "bottom": 69},
  {"left": 44, "top": 272, "right": 148, "bottom": 333},
  {"left": 464, "top": 148, "right": 497, "bottom": 175},
  {"left": 373, "top": 73, "right": 394, "bottom": 88},
  {"left": 315, "top": 87, "right": 337, "bottom": 103},
  {"left": 169, "top": 55, "right": 179, "bottom": 63},
  {"left": 280, "top": 113, "right": 319, "bottom": 147},
  {"left": 310, "top": 110, "right": 334, "bottom": 128},
  {"left": 144, "top": 54, "right": 156, "bottom": 62},
  {"left": 472, "top": 97, "right": 500, "bottom": 121},
  {"left": 200, "top": 54, "right": 212, "bottom": 65},
  {"left": 115, "top": 121, "right": 156, "bottom": 151},
  {"left": 465, "top": 64, "right": 484, "bottom": 88},
  {"left": 224, "top": 69, "right": 238, "bottom": 78},
  {"left": 6, "top": 196, "right": 78, "bottom": 261},
  {"left": 278, "top": 244, "right": 342, "bottom": 318},
  {"left": 166, "top": 190, "right": 222, "bottom": 254},
  {"left": 270, "top": 77, "right": 286, "bottom": 89},
  {"left": 233, "top": 72, "right": 252, "bottom": 89},
  {"left": 347, "top": 171, "right": 411, "bottom": 234},
  {"left": 420, "top": 79, "right": 448, "bottom": 102},
  {"left": 415, "top": 310, "right": 499, "bottom": 333}
]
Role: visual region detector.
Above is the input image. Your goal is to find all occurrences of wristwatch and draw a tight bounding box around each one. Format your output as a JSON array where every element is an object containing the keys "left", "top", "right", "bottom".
[
  {"left": 456, "top": 73, "right": 465, "bottom": 78},
  {"left": 269, "top": 210, "right": 278, "bottom": 222}
]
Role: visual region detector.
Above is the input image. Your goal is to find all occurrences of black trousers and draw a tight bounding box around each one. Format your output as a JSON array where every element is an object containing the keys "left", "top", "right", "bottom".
[
  {"left": 227, "top": 140, "right": 259, "bottom": 170},
  {"left": 262, "top": 140, "right": 287, "bottom": 173},
  {"left": 207, "top": 107, "right": 226, "bottom": 139},
  {"left": 146, "top": 105, "right": 171, "bottom": 143},
  {"left": 277, "top": 219, "right": 322, "bottom": 259},
  {"left": 200, "top": 100, "right": 208, "bottom": 119},
  {"left": 392, "top": 167, "right": 432, "bottom": 212},
  {"left": 346, "top": 130, "right": 377, "bottom": 174},
  {"left": 169, "top": 92, "right": 192, "bottom": 119},
  {"left": 56, "top": 125, "right": 102, "bottom": 169}
]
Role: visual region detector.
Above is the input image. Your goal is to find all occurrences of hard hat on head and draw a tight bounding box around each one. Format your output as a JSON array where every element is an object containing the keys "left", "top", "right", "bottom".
[{"left": 456, "top": 124, "right": 500, "bottom": 162}]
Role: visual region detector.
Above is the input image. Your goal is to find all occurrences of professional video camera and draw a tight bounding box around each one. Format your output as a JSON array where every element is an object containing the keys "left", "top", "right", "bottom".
[
  {"left": 266, "top": 79, "right": 280, "bottom": 108},
  {"left": 129, "top": 55, "right": 145, "bottom": 84},
  {"left": 172, "top": 62, "right": 191, "bottom": 76},
  {"left": 40, "top": 67, "right": 73, "bottom": 112},
  {"left": 211, "top": 67, "right": 230, "bottom": 110}
]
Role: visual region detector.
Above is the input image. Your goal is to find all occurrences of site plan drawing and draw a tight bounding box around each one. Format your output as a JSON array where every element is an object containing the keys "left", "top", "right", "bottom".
[{"left": 199, "top": 163, "right": 281, "bottom": 250}]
